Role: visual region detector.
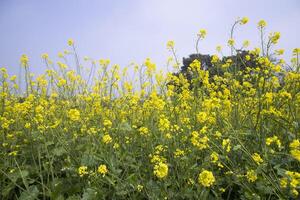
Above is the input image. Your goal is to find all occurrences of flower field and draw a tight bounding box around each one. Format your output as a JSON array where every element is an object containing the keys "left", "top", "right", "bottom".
[{"left": 0, "top": 18, "right": 300, "bottom": 199}]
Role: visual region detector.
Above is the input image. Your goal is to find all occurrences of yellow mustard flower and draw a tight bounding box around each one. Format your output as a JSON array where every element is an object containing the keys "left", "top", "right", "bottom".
[
  {"left": 97, "top": 164, "right": 108, "bottom": 176},
  {"left": 275, "top": 49, "right": 284, "bottom": 55},
  {"left": 139, "top": 127, "right": 149, "bottom": 136},
  {"left": 20, "top": 54, "right": 29, "bottom": 67},
  {"left": 8, "top": 151, "right": 18, "bottom": 156},
  {"left": 245, "top": 55, "right": 251, "bottom": 61},
  {"left": 78, "top": 166, "right": 88, "bottom": 177},
  {"left": 197, "top": 112, "right": 208, "bottom": 123},
  {"left": 211, "top": 55, "right": 220, "bottom": 64},
  {"left": 280, "top": 177, "right": 288, "bottom": 188},
  {"left": 228, "top": 38, "right": 235, "bottom": 46},
  {"left": 166, "top": 40, "right": 175, "bottom": 50},
  {"left": 68, "top": 39, "right": 74, "bottom": 46},
  {"left": 24, "top": 122, "right": 31, "bottom": 129},
  {"left": 290, "top": 139, "right": 300, "bottom": 162},
  {"left": 197, "top": 29, "right": 207, "bottom": 39},
  {"left": 252, "top": 153, "right": 264, "bottom": 165},
  {"left": 293, "top": 48, "right": 300, "bottom": 55},
  {"left": 258, "top": 20, "right": 267, "bottom": 28},
  {"left": 154, "top": 162, "right": 168, "bottom": 179},
  {"left": 269, "top": 32, "right": 281, "bottom": 44},
  {"left": 198, "top": 170, "right": 215, "bottom": 187},
  {"left": 102, "top": 134, "right": 112, "bottom": 144},
  {"left": 290, "top": 149, "right": 300, "bottom": 162},
  {"left": 174, "top": 148, "right": 185, "bottom": 158},
  {"left": 246, "top": 170, "right": 257, "bottom": 182},
  {"left": 137, "top": 184, "right": 143, "bottom": 192},
  {"left": 243, "top": 40, "right": 250, "bottom": 48},
  {"left": 103, "top": 119, "right": 112, "bottom": 129},
  {"left": 216, "top": 45, "right": 222, "bottom": 52},
  {"left": 240, "top": 17, "right": 249, "bottom": 25},
  {"left": 68, "top": 109, "right": 80, "bottom": 121},
  {"left": 290, "top": 139, "right": 300, "bottom": 149},
  {"left": 222, "top": 139, "right": 231, "bottom": 152},
  {"left": 210, "top": 152, "right": 219, "bottom": 163}
]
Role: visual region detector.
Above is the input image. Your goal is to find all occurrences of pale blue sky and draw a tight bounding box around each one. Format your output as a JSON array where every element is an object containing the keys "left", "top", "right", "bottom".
[{"left": 0, "top": 0, "right": 299, "bottom": 75}]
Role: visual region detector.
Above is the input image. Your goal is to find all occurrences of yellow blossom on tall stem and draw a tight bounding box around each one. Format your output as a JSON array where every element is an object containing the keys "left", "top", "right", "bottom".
[
  {"left": 20, "top": 54, "right": 29, "bottom": 67},
  {"left": 243, "top": 40, "right": 250, "bottom": 48},
  {"left": 216, "top": 45, "right": 222, "bottom": 53},
  {"left": 68, "top": 39, "right": 74, "bottom": 46},
  {"left": 258, "top": 20, "right": 267, "bottom": 28},
  {"left": 1, "top": 17, "right": 300, "bottom": 199},
  {"left": 41, "top": 53, "right": 49, "bottom": 60},
  {"left": 228, "top": 38, "right": 235, "bottom": 46},
  {"left": 240, "top": 17, "right": 249, "bottom": 25},
  {"left": 166, "top": 40, "right": 175, "bottom": 50},
  {"left": 275, "top": 49, "right": 284, "bottom": 55},
  {"left": 197, "top": 29, "right": 207, "bottom": 39},
  {"left": 293, "top": 48, "right": 300, "bottom": 55},
  {"left": 269, "top": 32, "right": 281, "bottom": 44}
]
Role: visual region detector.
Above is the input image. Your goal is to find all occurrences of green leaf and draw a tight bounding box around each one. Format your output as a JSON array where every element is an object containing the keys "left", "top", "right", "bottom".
[
  {"left": 81, "top": 153, "right": 97, "bottom": 166},
  {"left": 53, "top": 147, "right": 67, "bottom": 156},
  {"left": 119, "top": 122, "right": 132, "bottom": 132},
  {"left": 19, "top": 170, "right": 29, "bottom": 178},
  {"left": 82, "top": 188, "right": 98, "bottom": 200},
  {"left": 19, "top": 185, "right": 39, "bottom": 200},
  {"left": 45, "top": 141, "right": 54, "bottom": 146},
  {"left": 66, "top": 195, "right": 81, "bottom": 200},
  {"left": 105, "top": 176, "right": 116, "bottom": 186},
  {"left": 1, "top": 182, "right": 16, "bottom": 197},
  {"left": 233, "top": 145, "right": 242, "bottom": 151}
]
